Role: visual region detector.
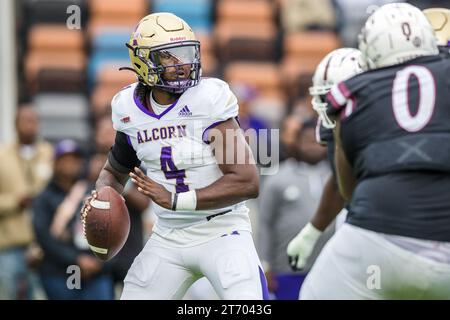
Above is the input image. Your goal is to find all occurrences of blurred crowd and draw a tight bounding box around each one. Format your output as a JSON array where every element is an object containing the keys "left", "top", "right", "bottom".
[
  {"left": 0, "top": 0, "right": 448, "bottom": 300},
  {"left": 0, "top": 105, "right": 150, "bottom": 299}
]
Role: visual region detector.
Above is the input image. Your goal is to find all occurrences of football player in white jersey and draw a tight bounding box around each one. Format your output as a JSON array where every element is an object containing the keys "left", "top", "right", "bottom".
[
  {"left": 82, "top": 13, "right": 268, "bottom": 300},
  {"left": 286, "top": 48, "right": 365, "bottom": 272}
]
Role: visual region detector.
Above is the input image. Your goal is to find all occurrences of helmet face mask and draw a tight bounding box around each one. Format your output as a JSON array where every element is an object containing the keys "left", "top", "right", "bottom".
[
  {"left": 309, "top": 86, "right": 334, "bottom": 129},
  {"left": 132, "top": 41, "right": 201, "bottom": 94},
  {"left": 126, "top": 13, "right": 201, "bottom": 94},
  {"left": 309, "top": 48, "right": 365, "bottom": 129}
]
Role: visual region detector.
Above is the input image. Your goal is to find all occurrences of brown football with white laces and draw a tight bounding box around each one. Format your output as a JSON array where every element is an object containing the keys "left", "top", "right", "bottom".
[{"left": 83, "top": 186, "right": 130, "bottom": 261}]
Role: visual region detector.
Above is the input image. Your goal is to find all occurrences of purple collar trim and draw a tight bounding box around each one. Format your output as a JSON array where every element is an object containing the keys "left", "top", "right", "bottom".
[{"left": 133, "top": 87, "right": 178, "bottom": 120}]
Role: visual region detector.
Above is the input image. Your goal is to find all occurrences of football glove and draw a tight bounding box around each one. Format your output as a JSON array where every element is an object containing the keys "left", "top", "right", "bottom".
[{"left": 287, "top": 222, "right": 322, "bottom": 271}]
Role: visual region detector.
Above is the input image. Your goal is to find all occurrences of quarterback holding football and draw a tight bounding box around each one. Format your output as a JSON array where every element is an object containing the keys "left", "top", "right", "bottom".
[{"left": 82, "top": 12, "right": 268, "bottom": 300}]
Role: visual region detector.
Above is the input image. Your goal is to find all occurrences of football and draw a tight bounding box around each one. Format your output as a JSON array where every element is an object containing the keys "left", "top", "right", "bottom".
[{"left": 83, "top": 186, "right": 130, "bottom": 261}]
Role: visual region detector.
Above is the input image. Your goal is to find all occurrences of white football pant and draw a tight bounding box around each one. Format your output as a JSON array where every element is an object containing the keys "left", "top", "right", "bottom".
[
  {"left": 121, "top": 231, "right": 268, "bottom": 300},
  {"left": 300, "top": 223, "right": 450, "bottom": 299}
]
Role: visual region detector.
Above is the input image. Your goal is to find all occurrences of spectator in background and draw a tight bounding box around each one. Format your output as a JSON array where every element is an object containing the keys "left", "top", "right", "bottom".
[
  {"left": 231, "top": 83, "right": 284, "bottom": 171},
  {"left": 281, "top": 0, "right": 337, "bottom": 32},
  {"left": 257, "top": 116, "right": 333, "bottom": 300},
  {"left": 334, "top": 0, "right": 401, "bottom": 47},
  {"left": 279, "top": 98, "right": 315, "bottom": 161},
  {"left": 94, "top": 116, "right": 115, "bottom": 155},
  {"left": 290, "top": 98, "right": 316, "bottom": 123},
  {"left": 33, "top": 140, "right": 113, "bottom": 300},
  {"left": 230, "top": 83, "right": 268, "bottom": 133},
  {"left": 0, "top": 105, "right": 53, "bottom": 299}
]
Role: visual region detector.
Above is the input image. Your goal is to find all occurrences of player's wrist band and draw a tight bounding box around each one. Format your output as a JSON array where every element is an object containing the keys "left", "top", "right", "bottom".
[
  {"left": 171, "top": 193, "right": 178, "bottom": 211},
  {"left": 171, "top": 190, "right": 197, "bottom": 211}
]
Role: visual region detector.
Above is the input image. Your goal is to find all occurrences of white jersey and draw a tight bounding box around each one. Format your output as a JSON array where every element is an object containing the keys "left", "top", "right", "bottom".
[{"left": 111, "top": 78, "right": 252, "bottom": 244}]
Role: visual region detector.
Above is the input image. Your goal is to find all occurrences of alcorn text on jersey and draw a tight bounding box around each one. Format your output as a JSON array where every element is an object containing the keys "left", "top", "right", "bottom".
[{"left": 109, "top": 78, "right": 251, "bottom": 234}]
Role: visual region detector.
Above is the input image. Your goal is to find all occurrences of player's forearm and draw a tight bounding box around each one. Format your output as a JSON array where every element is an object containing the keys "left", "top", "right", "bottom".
[
  {"left": 333, "top": 121, "right": 356, "bottom": 201},
  {"left": 195, "top": 167, "right": 259, "bottom": 210},
  {"left": 95, "top": 167, "right": 127, "bottom": 195},
  {"left": 124, "top": 185, "right": 150, "bottom": 213},
  {"left": 334, "top": 145, "right": 356, "bottom": 201},
  {"left": 310, "top": 174, "right": 345, "bottom": 231}
]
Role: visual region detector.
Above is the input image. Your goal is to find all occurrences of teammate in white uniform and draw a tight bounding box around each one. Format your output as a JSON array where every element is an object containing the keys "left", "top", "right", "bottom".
[{"left": 82, "top": 13, "right": 268, "bottom": 300}]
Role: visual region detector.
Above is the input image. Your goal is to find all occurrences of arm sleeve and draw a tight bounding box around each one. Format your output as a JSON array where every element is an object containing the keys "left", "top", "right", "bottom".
[
  {"left": 32, "top": 195, "right": 79, "bottom": 267},
  {"left": 108, "top": 131, "right": 141, "bottom": 174}
]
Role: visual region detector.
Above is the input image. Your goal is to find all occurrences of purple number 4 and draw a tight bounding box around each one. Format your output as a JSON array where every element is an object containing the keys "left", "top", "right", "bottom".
[{"left": 160, "top": 146, "right": 189, "bottom": 193}]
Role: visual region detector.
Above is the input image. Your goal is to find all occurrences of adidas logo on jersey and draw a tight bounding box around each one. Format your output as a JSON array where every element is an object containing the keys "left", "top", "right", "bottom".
[{"left": 178, "top": 105, "right": 192, "bottom": 117}]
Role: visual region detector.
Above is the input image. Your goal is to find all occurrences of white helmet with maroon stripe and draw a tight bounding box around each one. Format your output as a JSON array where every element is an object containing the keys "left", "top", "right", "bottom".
[
  {"left": 359, "top": 3, "right": 438, "bottom": 69},
  {"left": 309, "top": 48, "right": 365, "bottom": 129}
]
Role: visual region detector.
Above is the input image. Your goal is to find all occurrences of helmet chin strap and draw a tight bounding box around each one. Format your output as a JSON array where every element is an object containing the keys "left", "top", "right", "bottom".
[
  {"left": 118, "top": 66, "right": 142, "bottom": 79},
  {"left": 118, "top": 66, "right": 139, "bottom": 75},
  {"left": 118, "top": 66, "right": 148, "bottom": 85}
]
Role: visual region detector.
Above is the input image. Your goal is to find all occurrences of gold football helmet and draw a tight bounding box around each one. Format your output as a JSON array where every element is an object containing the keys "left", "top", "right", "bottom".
[
  {"left": 423, "top": 8, "right": 450, "bottom": 46},
  {"left": 126, "top": 12, "right": 201, "bottom": 93}
]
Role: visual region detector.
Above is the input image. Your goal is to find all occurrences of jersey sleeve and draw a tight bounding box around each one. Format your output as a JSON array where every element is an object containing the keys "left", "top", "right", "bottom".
[
  {"left": 106, "top": 86, "right": 142, "bottom": 173},
  {"left": 202, "top": 79, "right": 239, "bottom": 143},
  {"left": 108, "top": 131, "right": 141, "bottom": 174},
  {"left": 326, "top": 81, "right": 353, "bottom": 117},
  {"left": 210, "top": 80, "right": 239, "bottom": 121},
  {"left": 111, "top": 90, "right": 127, "bottom": 132}
]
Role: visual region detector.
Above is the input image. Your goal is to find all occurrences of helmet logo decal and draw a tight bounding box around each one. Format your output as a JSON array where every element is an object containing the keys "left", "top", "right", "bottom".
[
  {"left": 401, "top": 22, "right": 412, "bottom": 41},
  {"left": 413, "top": 37, "right": 422, "bottom": 48},
  {"left": 170, "top": 36, "right": 187, "bottom": 42}
]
